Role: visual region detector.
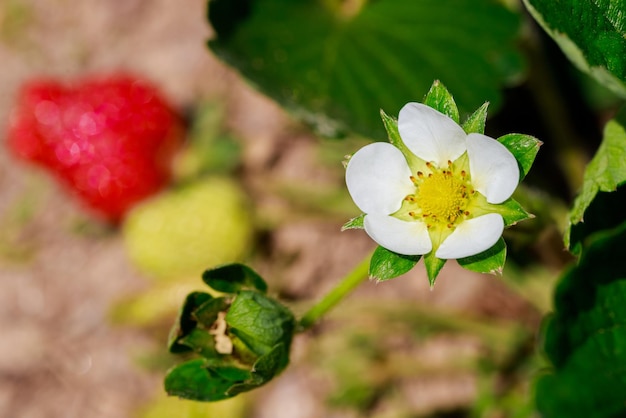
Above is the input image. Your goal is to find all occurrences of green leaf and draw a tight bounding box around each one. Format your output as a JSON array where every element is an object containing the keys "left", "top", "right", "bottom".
[
  {"left": 202, "top": 263, "right": 268, "bottom": 294},
  {"left": 341, "top": 214, "right": 364, "bottom": 231},
  {"left": 368, "top": 246, "right": 421, "bottom": 281},
  {"left": 457, "top": 238, "right": 506, "bottom": 275},
  {"left": 534, "top": 223, "right": 626, "bottom": 417},
  {"left": 226, "top": 290, "right": 295, "bottom": 357},
  {"left": 462, "top": 102, "right": 489, "bottom": 135},
  {"left": 168, "top": 292, "right": 214, "bottom": 354},
  {"left": 422, "top": 80, "right": 459, "bottom": 124},
  {"left": 523, "top": 0, "right": 626, "bottom": 97},
  {"left": 566, "top": 107, "right": 626, "bottom": 251},
  {"left": 424, "top": 252, "right": 446, "bottom": 287},
  {"left": 497, "top": 133, "right": 542, "bottom": 180},
  {"left": 165, "top": 359, "right": 239, "bottom": 402},
  {"left": 208, "top": 0, "right": 523, "bottom": 138}
]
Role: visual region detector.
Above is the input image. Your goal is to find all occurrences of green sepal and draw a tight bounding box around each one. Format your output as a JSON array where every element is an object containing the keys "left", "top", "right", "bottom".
[
  {"left": 193, "top": 296, "right": 230, "bottom": 328},
  {"left": 380, "top": 109, "right": 403, "bottom": 148},
  {"left": 177, "top": 328, "right": 220, "bottom": 359},
  {"left": 368, "top": 246, "right": 421, "bottom": 282},
  {"left": 341, "top": 214, "right": 365, "bottom": 231},
  {"left": 462, "top": 102, "right": 489, "bottom": 135},
  {"left": 166, "top": 268, "right": 296, "bottom": 402},
  {"left": 422, "top": 80, "right": 459, "bottom": 124},
  {"left": 168, "top": 292, "right": 214, "bottom": 354},
  {"left": 379, "top": 109, "right": 422, "bottom": 169},
  {"left": 499, "top": 198, "right": 533, "bottom": 226},
  {"left": 202, "top": 263, "right": 268, "bottom": 294},
  {"left": 164, "top": 358, "right": 241, "bottom": 402},
  {"left": 457, "top": 238, "right": 506, "bottom": 275},
  {"left": 475, "top": 197, "right": 533, "bottom": 227},
  {"left": 424, "top": 251, "right": 447, "bottom": 287},
  {"left": 497, "top": 133, "right": 542, "bottom": 181},
  {"left": 226, "top": 290, "right": 296, "bottom": 358},
  {"left": 226, "top": 343, "right": 289, "bottom": 396}
]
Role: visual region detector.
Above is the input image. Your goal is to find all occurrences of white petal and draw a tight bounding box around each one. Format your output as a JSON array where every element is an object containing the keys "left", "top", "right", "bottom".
[
  {"left": 466, "top": 133, "right": 519, "bottom": 204},
  {"left": 346, "top": 142, "right": 414, "bottom": 215},
  {"left": 364, "top": 214, "right": 432, "bottom": 255},
  {"left": 435, "top": 214, "right": 504, "bottom": 259},
  {"left": 398, "top": 102, "right": 467, "bottom": 167}
]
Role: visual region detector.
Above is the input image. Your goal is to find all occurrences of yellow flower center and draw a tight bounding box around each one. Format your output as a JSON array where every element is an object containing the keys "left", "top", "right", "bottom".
[
  {"left": 400, "top": 160, "right": 475, "bottom": 229},
  {"left": 416, "top": 172, "right": 465, "bottom": 221}
]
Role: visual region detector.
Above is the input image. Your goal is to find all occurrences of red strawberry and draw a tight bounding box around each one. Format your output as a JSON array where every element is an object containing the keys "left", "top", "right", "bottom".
[{"left": 7, "top": 74, "right": 184, "bottom": 222}]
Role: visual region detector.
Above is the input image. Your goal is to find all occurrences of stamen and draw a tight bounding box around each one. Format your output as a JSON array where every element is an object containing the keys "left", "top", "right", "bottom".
[{"left": 417, "top": 171, "right": 424, "bottom": 178}]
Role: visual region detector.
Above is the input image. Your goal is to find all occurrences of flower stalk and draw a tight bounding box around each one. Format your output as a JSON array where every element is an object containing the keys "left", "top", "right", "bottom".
[{"left": 297, "top": 250, "right": 373, "bottom": 331}]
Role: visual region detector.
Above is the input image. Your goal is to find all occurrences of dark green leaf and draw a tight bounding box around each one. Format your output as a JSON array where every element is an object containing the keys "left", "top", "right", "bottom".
[
  {"left": 457, "top": 238, "right": 506, "bottom": 275},
  {"left": 566, "top": 107, "right": 626, "bottom": 251},
  {"left": 202, "top": 263, "right": 268, "bottom": 294},
  {"left": 568, "top": 186, "right": 626, "bottom": 255},
  {"left": 523, "top": 0, "right": 626, "bottom": 96},
  {"left": 422, "top": 80, "right": 459, "bottom": 123},
  {"left": 168, "top": 292, "right": 213, "bottom": 354},
  {"left": 462, "top": 102, "right": 489, "bottom": 135},
  {"left": 208, "top": 0, "right": 523, "bottom": 138},
  {"left": 226, "top": 290, "right": 295, "bottom": 357},
  {"left": 535, "top": 223, "right": 626, "bottom": 417},
  {"left": 497, "top": 133, "right": 542, "bottom": 181},
  {"left": 368, "top": 246, "right": 420, "bottom": 281}
]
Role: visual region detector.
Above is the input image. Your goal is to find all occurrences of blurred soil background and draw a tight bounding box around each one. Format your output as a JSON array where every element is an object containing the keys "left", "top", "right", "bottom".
[{"left": 0, "top": 1, "right": 550, "bottom": 417}]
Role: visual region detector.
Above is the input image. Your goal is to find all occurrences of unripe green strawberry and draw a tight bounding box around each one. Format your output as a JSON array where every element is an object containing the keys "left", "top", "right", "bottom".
[{"left": 123, "top": 178, "right": 253, "bottom": 280}]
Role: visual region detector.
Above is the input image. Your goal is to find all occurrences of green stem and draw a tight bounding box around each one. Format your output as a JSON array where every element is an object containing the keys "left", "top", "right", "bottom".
[{"left": 297, "top": 251, "right": 373, "bottom": 331}]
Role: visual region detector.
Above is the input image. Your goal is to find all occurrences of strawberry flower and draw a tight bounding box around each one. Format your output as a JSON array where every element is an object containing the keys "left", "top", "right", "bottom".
[{"left": 345, "top": 102, "right": 520, "bottom": 259}]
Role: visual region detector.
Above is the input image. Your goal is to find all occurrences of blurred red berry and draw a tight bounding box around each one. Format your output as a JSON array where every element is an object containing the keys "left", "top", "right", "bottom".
[{"left": 7, "top": 74, "right": 184, "bottom": 222}]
